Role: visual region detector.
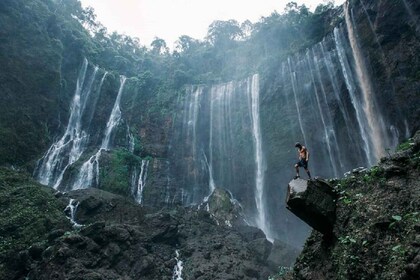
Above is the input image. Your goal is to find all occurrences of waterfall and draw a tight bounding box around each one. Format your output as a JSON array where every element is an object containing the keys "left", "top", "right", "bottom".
[
  {"left": 287, "top": 58, "right": 308, "bottom": 145},
  {"left": 344, "top": 2, "right": 389, "bottom": 161},
  {"left": 172, "top": 75, "right": 270, "bottom": 238},
  {"left": 334, "top": 27, "right": 374, "bottom": 166},
  {"left": 207, "top": 86, "right": 217, "bottom": 197},
  {"left": 35, "top": 59, "right": 99, "bottom": 188},
  {"left": 101, "top": 76, "right": 127, "bottom": 150},
  {"left": 319, "top": 42, "right": 357, "bottom": 148},
  {"left": 72, "top": 150, "right": 101, "bottom": 190},
  {"left": 132, "top": 159, "right": 149, "bottom": 204},
  {"left": 64, "top": 198, "right": 82, "bottom": 228},
  {"left": 164, "top": 160, "right": 171, "bottom": 204},
  {"left": 306, "top": 51, "right": 340, "bottom": 177},
  {"left": 172, "top": 250, "right": 184, "bottom": 280},
  {"left": 72, "top": 76, "right": 127, "bottom": 190},
  {"left": 249, "top": 74, "right": 269, "bottom": 238},
  {"left": 128, "top": 126, "right": 135, "bottom": 153}
]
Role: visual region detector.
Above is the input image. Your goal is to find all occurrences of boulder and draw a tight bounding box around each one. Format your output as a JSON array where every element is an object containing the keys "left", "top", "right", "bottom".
[
  {"left": 286, "top": 178, "right": 336, "bottom": 234},
  {"left": 205, "top": 188, "right": 246, "bottom": 227}
]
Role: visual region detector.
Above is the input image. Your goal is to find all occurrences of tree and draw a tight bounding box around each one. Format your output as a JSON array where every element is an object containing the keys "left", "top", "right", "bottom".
[
  {"left": 206, "top": 20, "right": 243, "bottom": 46},
  {"left": 150, "top": 37, "right": 169, "bottom": 55},
  {"left": 175, "top": 35, "right": 199, "bottom": 53}
]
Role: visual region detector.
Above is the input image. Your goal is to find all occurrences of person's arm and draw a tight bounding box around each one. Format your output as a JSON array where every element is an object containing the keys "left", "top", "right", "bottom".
[{"left": 306, "top": 149, "right": 309, "bottom": 162}]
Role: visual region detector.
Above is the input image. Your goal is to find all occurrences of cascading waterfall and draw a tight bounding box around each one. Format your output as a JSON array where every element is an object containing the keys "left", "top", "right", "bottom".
[
  {"left": 334, "top": 27, "right": 374, "bottom": 166},
  {"left": 172, "top": 250, "right": 184, "bottom": 280},
  {"left": 287, "top": 58, "right": 308, "bottom": 145},
  {"left": 132, "top": 159, "right": 149, "bottom": 204},
  {"left": 344, "top": 2, "right": 389, "bottom": 161},
  {"left": 164, "top": 160, "right": 171, "bottom": 204},
  {"left": 35, "top": 59, "right": 99, "bottom": 188},
  {"left": 207, "top": 85, "right": 219, "bottom": 198},
  {"left": 72, "top": 76, "right": 127, "bottom": 190},
  {"left": 248, "top": 74, "right": 269, "bottom": 237},
  {"left": 128, "top": 126, "right": 135, "bottom": 153},
  {"left": 277, "top": 18, "right": 396, "bottom": 179},
  {"left": 172, "top": 75, "right": 271, "bottom": 239},
  {"left": 64, "top": 198, "right": 82, "bottom": 228},
  {"left": 101, "top": 76, "right": 127, "bottom": 150},
  {"left": 306, "top": 51, "right": 340, "bottom": 177}
]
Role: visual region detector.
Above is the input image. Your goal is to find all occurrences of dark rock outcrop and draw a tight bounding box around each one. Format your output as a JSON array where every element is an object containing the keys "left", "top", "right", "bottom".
[
  {"left": 286, "top": 178, "right": 336, "bottom": 235},
  {"left": 278, "top": 131, "right": 420, "bottom": 280},
  {"left": 2, "top": 172, "right": 297, "bottom": 280},
  {"left": 204, "top": 187, "right": 246, "bottom": 227}
]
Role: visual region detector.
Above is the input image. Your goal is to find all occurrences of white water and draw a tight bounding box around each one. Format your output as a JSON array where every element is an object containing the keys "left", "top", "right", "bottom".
[
  {"left": 65, "top": 198, "right": 82, "bottom": 228},
  {"left": 72, "top": 76, "right": 127, "bottom": 190},
  {"left": 133, "top": 159, "right": 149, "bottom": 204},
  {"left": 287, "top": 58, "right": 308, "bottom": 145},
  {"left": 320, "top": 43, "right": 356, "bottom": 147},
  {"left": 334, "top": 27, "right": 374, "bottom": 166},
  {"left": 344, "top": 3, "right": 388, "bottom": 161},
  {"left": 207, "top": 86, "right": 218, "bottom": 197},
  {"left": 35, "top": 59, "right": 98, "bottom": 188},
  {"left": 172, "top": 250, "right": 183, "bottom": 280},
  {"left": 164, "top": 160, "right": 171, "bottom": 204},
  {"left": 128, "top": 126, "right": 135, "bottom": 153},
  {"left": 249, "top": 74, "right": 269, "bottom": 239},
  {"left": 102, "top": 76, "right": 127, "bottom": 150},
  {"left": 72, "top": 150, "right": 101, "bottom": 190},
  {"left": 306, "top": 53, "right": 339, "bottom": 177}
]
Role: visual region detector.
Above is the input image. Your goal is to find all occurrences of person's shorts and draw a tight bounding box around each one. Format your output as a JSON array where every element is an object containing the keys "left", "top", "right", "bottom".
[{"left": 296, "top": 159, "right": 308, "bottom": 169}]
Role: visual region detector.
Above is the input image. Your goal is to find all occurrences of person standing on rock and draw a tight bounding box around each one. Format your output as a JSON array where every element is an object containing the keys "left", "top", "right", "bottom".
[{"left": 294, "top": 142, "right": 311, "bottom": 179}]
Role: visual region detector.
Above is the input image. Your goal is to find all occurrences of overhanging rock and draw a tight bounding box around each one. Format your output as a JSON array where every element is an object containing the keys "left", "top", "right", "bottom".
[{"left": 286, "top": 178, "right": 336, "bottom": 234}]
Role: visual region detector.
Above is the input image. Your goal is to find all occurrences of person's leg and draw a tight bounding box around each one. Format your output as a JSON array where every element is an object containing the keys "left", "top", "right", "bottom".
[
  {"left": 294, "top": 163, "right": 300, "bottom": 179},
  {"left": 304, "top": 167, "right": 311, "bottom": 179}
]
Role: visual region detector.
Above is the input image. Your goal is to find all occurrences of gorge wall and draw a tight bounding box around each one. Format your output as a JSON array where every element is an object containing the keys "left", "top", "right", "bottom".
[{"left": 0, "top": 0, "right": 419, "bottom": 250}]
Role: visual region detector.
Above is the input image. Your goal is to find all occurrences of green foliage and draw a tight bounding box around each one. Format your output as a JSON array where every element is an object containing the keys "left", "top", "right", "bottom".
[
  {"left": 396, "top": 138, "right": 414, "bottom": 152},
  {"left": 99, "top": 148, "right": 142, "bottom": 196},
  {"left": 338, "top": 235, "right": 357, "bottom": 245},
  {"left": 0, "top": 168, "right": 70, "bottom": 277}
]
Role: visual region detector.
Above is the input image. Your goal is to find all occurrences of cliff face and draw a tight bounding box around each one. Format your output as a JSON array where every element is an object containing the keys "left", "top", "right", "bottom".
[
  {"left": 0, "top": 167, "right": 300, "bottom": 280},
  {"left": 259, "top": 0, "right": 420, "bottom": 246},
  {"left": 0, "top": 0, "right": 419, "bottom": 262},
  {"left": 277, "top": 131, "right": 420, "bottom": 280}
]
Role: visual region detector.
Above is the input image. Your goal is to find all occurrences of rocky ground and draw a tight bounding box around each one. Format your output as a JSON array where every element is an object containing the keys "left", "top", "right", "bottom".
[
  {"left": 0, "top": 168, "right": 299, "bottom": 280},
  {"left": 274, "top": 131, "right": 420, "bottom": 280}
]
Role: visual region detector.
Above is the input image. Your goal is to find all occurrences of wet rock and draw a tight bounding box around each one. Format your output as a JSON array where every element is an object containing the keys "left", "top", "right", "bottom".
[
  {"left": 28, "top": 242, "right": 46, "bottom": 260},
  {"left": 266, "top": 239, "right": 300, "bottom": 269},
  {"left": 206, "top": 188, "right": 246, "bottom": 227},
  {"left": 286, "top": 178, "right": 336, "bottom": 234},
  {"left": 247, "top": 238, "right": 272, "bottom": 263},
  {"left": 48, "top": 229, "right": 66, "bottom": 241},
  {"left": 151, "top": 224, "right": 179, "bottom": 245},
  {"left": 235, "top": 225, "right": 266, "bottom": 242},
  {"left": 404, "top": 253, "right": 420, "bottom": 280}
]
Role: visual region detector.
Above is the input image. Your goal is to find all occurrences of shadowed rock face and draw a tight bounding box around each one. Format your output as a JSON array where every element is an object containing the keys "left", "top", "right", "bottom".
[
  {"left": 278, "top": 132, "right": 420, "bottom": 280},
  {"left": 286, "top": 179, "right": 336, "bottom": 234},
  {"left": 0, "top": 178, "right": 303, "bottom": 280}
]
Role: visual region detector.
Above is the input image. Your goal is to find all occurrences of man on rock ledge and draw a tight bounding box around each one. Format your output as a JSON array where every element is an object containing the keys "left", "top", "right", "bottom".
[{"left": 294, "top": 142, "right": 311, "bottom": 179}]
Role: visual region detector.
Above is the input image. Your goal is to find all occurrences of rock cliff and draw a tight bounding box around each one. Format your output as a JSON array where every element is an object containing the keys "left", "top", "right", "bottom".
[
  {"left": 0, "top": 168, "right": 300, "bottom": 279},
  {"left": 275, "top": 131, "right": 420, "bottom": 279}
]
